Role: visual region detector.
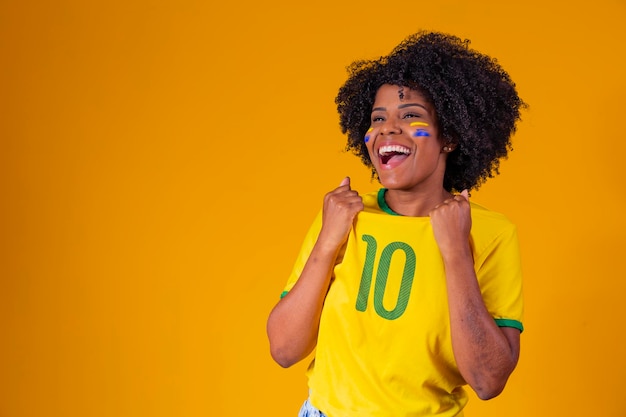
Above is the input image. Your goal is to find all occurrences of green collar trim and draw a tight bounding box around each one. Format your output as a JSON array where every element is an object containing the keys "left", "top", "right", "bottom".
[{"left": 377, "top": 188, "right": 401, "bottom": 216}]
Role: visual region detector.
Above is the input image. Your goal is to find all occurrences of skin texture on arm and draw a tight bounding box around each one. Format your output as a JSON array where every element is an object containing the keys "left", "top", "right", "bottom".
[
  {"left": 429, "top": 190, "right": 520, "bottom": 400},
  {"left": 266, "top": 177, "right": 363, "bottom": 368}
]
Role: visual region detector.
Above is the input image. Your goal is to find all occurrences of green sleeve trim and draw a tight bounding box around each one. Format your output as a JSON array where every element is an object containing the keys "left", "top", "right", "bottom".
[
  {"left": 495, "top": 318, "right": 524, "bottom": 333},
  {"left": 281, "top": 292, "right": 523, "bottom": 332},
  {"left": 377, "top": 188, "right": 401, "bottom": 216}
]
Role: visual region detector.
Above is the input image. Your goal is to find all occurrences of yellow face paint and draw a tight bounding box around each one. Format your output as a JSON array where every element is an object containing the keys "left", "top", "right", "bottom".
[{"left": 410, "top": 121, "right": 430, "bottom": 137}]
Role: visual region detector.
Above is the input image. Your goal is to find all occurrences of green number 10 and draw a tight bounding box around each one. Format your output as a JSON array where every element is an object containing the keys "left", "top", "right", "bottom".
[{"left": 355, "top": 234, "right": 416, "bottom": 320}]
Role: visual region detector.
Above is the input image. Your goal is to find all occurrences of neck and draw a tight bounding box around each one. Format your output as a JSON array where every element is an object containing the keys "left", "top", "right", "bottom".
[{"left": 383, "top": 188, "right": 453, "bottom": 217}]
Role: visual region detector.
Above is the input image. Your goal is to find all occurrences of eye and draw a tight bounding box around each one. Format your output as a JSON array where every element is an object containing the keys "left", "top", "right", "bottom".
[
  {"left": 402, "top": 113, "right": 421, "bottom": 119},
  {"left": 371, "top": 115, "right": 385, "bottom": 123}
]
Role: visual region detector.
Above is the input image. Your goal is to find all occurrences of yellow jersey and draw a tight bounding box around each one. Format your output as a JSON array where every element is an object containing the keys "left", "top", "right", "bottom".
[{"left": 282, "top": 189, "right": 523, "bottom": 416}]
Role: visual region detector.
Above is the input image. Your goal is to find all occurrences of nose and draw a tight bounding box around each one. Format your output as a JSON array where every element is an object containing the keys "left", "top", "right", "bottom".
[{"left": 380, "top": 119, "right": 401, "bottom": 135}]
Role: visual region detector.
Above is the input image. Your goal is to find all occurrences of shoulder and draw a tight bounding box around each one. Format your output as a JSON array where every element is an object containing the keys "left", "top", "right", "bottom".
[
  {"left": 469, "top": 201, "right": 514, "bottom": 227},
  {"left": 469, "top": 201, "right": 518, "bottom": 255}
]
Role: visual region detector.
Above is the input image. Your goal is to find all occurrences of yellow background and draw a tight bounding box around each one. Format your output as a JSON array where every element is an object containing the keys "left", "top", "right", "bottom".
[{"left": 1, "top": 0, "right": 625, "bottom": 416}]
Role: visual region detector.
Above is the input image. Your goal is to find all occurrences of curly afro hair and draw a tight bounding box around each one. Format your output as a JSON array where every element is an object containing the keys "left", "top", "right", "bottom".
[{"left": 336, "top": 31, "right": 526, "bottom": 192}]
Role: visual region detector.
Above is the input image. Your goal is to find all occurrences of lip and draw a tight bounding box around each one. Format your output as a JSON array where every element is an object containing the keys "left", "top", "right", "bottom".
[{"left": 374, "top": 141, "right": 412, "bottom": 170}]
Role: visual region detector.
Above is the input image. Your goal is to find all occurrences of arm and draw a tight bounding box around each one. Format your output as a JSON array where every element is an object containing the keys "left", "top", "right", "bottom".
[
  {"left": 267, "top": 177, "right": 363, "bottom": 368},
  {"left": 430, "top": 191, "right": 520, "bottom": 400}
]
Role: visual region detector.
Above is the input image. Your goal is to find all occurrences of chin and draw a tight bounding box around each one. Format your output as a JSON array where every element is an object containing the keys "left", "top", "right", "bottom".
[{"left": 379, "top": 177, "right": 407, "bottom": 190}]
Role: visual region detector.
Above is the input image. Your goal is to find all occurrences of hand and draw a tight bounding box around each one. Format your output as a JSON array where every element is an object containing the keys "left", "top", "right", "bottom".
[
  {"left": 318, "top": 177, "right": 364, "bottom": 250},
  {"left": 429, "top": 190, "right": 472, "bottom": 259}
]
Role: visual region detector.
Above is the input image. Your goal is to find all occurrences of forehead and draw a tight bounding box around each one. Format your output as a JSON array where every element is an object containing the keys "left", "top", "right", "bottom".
[{"left": 373, "top": 84, "right": 430, "bottom": 104}]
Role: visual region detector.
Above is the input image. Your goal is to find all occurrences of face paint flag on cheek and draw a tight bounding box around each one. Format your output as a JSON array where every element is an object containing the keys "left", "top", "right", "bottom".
[
  {"left": 365, "top": 127, "right": 373, "bottom": 143},
  {"left": 410, "top": 121, "right": 430, "bottom": 137}
]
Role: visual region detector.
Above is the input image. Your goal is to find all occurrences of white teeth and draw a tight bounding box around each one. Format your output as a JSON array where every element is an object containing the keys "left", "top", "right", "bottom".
[{"left": 379, "top": 145, "right": 411, "bottom": 155}]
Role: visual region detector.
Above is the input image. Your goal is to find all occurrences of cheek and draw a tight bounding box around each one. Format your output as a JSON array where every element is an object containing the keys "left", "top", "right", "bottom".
[
  {"left": 364, "top": 136, "right": 376, "bottom": 159},
  {"left": 364, "top": 127, "right": 373, "bottom": 143},
  {"left": 410, "top": 122, "right": 431, "bottom": 138},
  {"left": 365, "top": 141, "right": 375, "bottom": 158}
]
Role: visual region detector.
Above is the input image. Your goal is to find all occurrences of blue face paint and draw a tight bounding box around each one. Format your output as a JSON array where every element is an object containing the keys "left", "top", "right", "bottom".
[
  {"left": 414, "top": 129, "right": 430, "bottom": 137},
  {"left": 365, "top": 128, "right": 373, "bottom": 142}
]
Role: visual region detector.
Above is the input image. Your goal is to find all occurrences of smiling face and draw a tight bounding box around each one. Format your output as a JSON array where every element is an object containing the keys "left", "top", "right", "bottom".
[{"left": 366, "top": 84, "right": 451, "bottom": 193}]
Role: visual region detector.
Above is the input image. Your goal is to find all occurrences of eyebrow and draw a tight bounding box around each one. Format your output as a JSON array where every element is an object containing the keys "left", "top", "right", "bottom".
[{"left": 372, "top": 103, "right": 428, "bottom": 112}]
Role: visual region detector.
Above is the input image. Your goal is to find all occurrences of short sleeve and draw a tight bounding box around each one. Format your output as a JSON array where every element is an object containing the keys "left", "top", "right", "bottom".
[
  {"left": 280, "top": 210, "right": 324, "bottom": 298},
  {"left": 474, "top": 223, "right": 524, "bottom": 332}
]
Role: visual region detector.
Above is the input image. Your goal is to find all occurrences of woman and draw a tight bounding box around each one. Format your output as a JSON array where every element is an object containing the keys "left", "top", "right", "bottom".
[{"left": 267, "top": 31, "right": 526, "bottom": 417}]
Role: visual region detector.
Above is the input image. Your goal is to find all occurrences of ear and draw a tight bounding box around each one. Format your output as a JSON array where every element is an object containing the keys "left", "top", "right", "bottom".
[
  {"left": 438, "top": 135, "right": 457, "bottom": 153},
  {"left": 441, "top": 142, "right": 457, "bottom": 153},
  {"left": 442, "top": 141, "right": 457, "bottom": 153}
]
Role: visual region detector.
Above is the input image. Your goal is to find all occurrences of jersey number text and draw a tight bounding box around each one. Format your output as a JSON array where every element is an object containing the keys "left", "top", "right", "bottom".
[{"left": 355, "top": 234, "right": 416, "bottom": 320}]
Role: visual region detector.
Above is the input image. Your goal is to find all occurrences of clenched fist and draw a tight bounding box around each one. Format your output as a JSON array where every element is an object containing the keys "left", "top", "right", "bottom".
[
  {"left": 429, "top": 190, "right": 472, "bottom": 260},
  {"left": 318, "top": 177, "right": 364, "bottom": 251}
]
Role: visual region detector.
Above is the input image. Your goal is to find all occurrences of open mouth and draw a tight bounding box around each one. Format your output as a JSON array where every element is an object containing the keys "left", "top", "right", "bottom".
[{"left": 379, "top": 145, "right": 411, "bottom": 165}]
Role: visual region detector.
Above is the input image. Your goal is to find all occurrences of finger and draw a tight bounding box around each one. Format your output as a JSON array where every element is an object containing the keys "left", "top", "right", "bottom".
[{"left": 339, "top": 176, "right": 350, "bottom": 188}]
